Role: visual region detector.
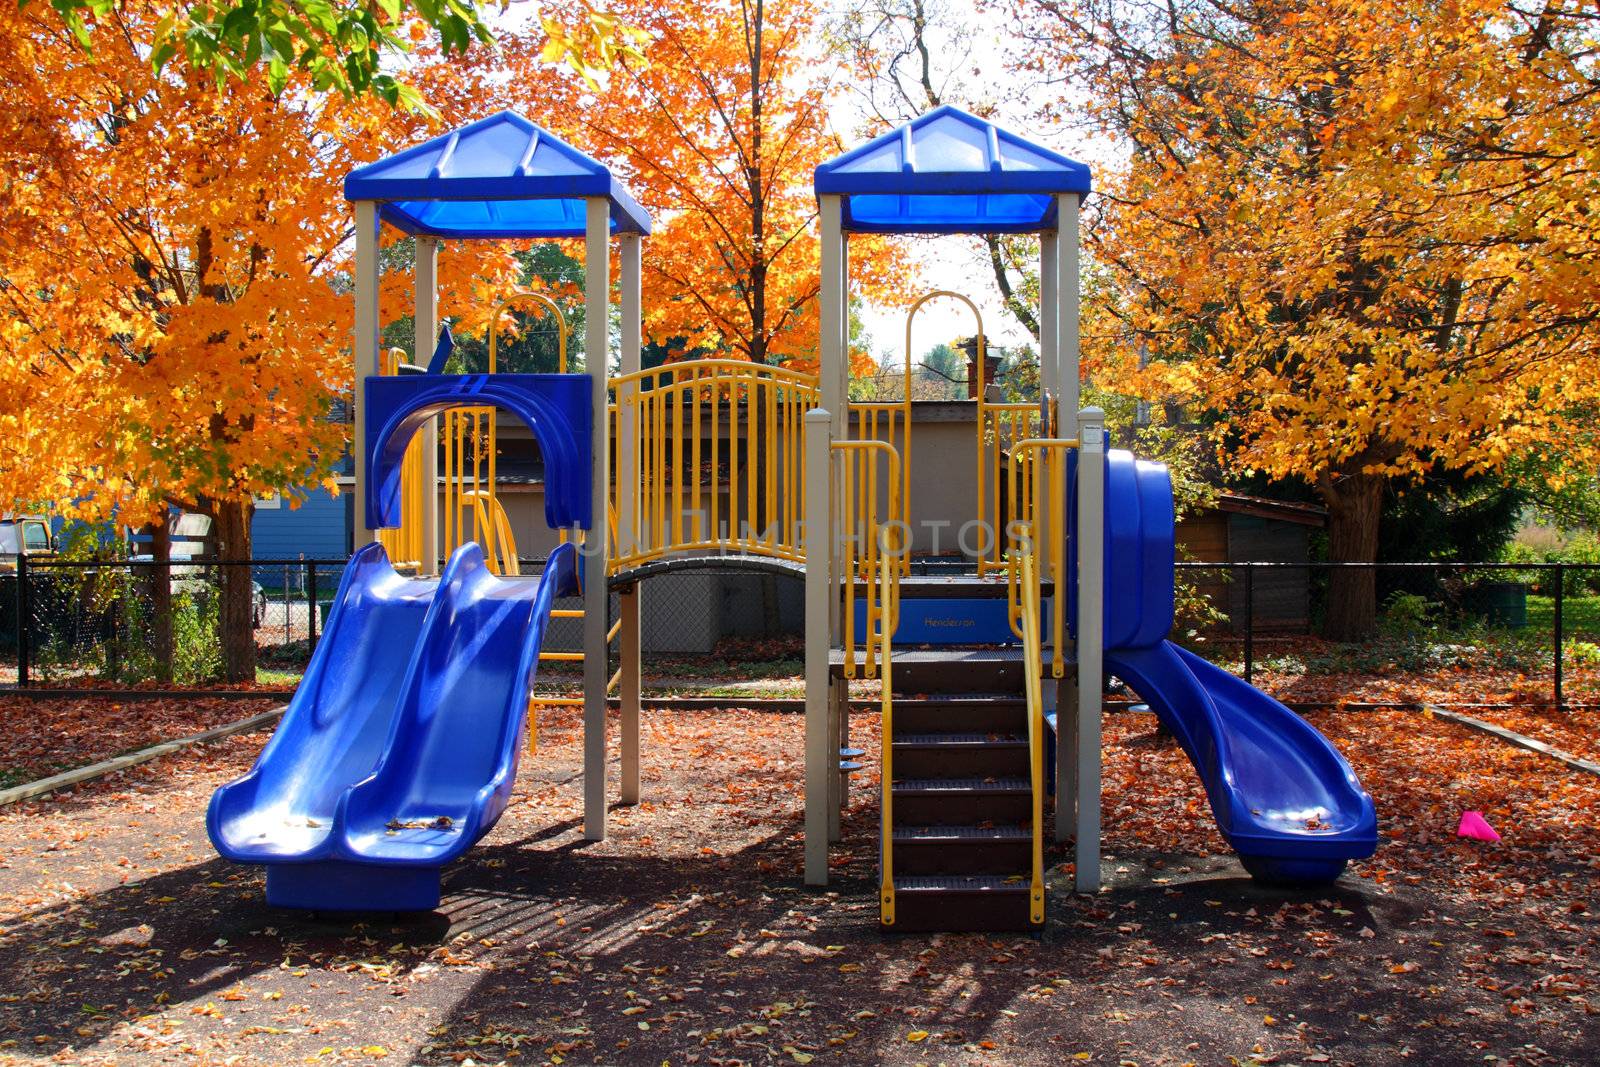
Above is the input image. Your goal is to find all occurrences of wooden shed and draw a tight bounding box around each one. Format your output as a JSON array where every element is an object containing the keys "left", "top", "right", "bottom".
[{"left": 1176, "top": 493, "right": 1327, "bottom": 633}]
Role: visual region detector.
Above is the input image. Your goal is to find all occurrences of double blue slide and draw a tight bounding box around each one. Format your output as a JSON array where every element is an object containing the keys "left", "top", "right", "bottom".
[
  {"left": 1077, "top": 451, "right": 1377, "bottom": 882},
  {"left": 207, "top": 541, "right": 578, "bottom": 911}
]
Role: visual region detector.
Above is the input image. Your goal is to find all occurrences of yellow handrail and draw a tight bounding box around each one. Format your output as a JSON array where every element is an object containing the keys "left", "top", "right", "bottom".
[
  {"left": 461, "top": 490, "right": 519, "bottom": 576},
  {"left": 831, "top": 439, "right": 904, "bottom": 680},
  {"left": 1004, "top": 438, "right": 1079, "bottom": 678},
  {"left": 876, "top": 543, "right": 897, "bottom": 926},
  {"left": 1015, "top": 547, "right": 1047, "bottom": 926},
  {"left": 375, "top": 347, "right": 425, "bottom": 571},
  {"left": 608, "top": 359, "right": 821, "bottom": 573},
  {"left": 488, "top": 290, "right": 570, "bottom": 373}
]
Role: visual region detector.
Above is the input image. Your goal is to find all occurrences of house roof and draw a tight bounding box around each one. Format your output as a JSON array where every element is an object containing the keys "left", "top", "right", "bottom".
[
  {"left": 813, "top": 105, "right": 1092, "bottom": 235},
  {"left": 344, "top": 111, "right": 651, "bottom": 238},
  {"left": 1214, "top": 492, "right": 1327, "bottom": 527}
]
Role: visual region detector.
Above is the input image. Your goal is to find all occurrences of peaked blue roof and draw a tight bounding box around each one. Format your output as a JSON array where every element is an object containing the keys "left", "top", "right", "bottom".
[
  {"left": 814, "top": 106, "right": 1091, "bottom": 235},
  {"left": 345, "top": 111, "right": 651, "bottom": 238}
]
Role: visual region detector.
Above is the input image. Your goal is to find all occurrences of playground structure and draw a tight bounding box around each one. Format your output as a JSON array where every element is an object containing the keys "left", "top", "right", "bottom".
[{"left": 208, "top": 107, "right": 1377, "bottom": 926}]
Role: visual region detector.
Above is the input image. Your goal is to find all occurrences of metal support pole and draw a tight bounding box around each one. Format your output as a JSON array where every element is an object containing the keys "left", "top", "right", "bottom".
[
  {"left": 15, "top": 552, "right": 28, "bottom": 689},
  {"left": 352, "top": 200, "right": 381, "bottom": 547},
  {"left": 1554, "top": 563, "right": 1564, "bottom": 712},
  {"left": 819, "top": 196, "right": 847, "bottom": 443},
  {"left": 1074, "top": 406, "right": 1106, "bottom": 894},
  {"left": 1056, "top": 194, "right": 1082, "bottom": 419},
  {"left": 1243, "top": 562, "right": 1255, "bottom": 686},
  {"left": 1040, "top": 230, "right": 1059, "bottom": 407},
  {"left": 618, "top": 231, "right": 643, "bottom": 805},
  {"left": 582, "top": 197, "right": 613, "bottom": 842},
  {"left": 307, "top": 561, "right": 319, "bottom": 652},
  {"left": 803, "top": 408, "right": 834, "bottom": 886},
  {"left": 414, "top": 236, "right": 441, "bottom": 575},
  {"left": 619, "top": 585, "right": 642, "bottom": 804}
]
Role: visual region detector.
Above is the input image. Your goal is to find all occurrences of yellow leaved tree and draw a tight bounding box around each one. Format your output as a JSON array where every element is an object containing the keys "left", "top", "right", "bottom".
[{"left": 1013, "top": 0, "right": 1600, "bottom": 637}]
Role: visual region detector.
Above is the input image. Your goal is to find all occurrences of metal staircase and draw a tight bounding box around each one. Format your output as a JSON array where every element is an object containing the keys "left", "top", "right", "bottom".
[{"left": 844, "top": 572, "right": 1053, "bottom": 933}]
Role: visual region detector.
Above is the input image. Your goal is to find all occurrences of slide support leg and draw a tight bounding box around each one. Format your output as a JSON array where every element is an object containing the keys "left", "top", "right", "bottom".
[{"left": 620, "top": 586, "right": 641, "bottom": 805}]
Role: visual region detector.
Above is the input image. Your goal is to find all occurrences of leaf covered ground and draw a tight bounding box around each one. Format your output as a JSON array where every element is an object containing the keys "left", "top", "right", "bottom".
[{"left": 0, "top": 701, "right": 1595, "bottom": 1066}]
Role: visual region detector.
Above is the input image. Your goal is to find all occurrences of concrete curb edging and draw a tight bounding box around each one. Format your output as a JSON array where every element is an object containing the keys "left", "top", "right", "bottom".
[
  {"left": 0, "top": 705, "right": 286, "bottom": 807},
  {"left": 1421, "top": 704, "right": 1600, "bottom": 778}
]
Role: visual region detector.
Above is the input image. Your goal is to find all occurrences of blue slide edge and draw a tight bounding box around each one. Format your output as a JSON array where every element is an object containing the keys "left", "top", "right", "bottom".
[
  {"left": 207, "top": 541, "right": 579, "bottom": 911},
  {"left": 1105, "top": 640, "right": 1378, "bottom": 883}
]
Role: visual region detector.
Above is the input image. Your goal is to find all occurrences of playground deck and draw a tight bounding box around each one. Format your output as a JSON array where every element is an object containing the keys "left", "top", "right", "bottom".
[{"left": 1, "top": 701, "right": 1595, "bottom": 1066}]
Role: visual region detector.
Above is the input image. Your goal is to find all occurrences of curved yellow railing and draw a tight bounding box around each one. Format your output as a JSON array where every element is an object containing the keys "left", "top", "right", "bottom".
[
  {"left": 875, "top": 543, "right": 898, "bottom": 926},
  {"left": 461, "top": 490, "right": 520, "bottom": 576},
  {"left": 376, "top": 347, "right": 425, "bottom": 572},
  {"left": 609, "top": 359, "right": 821, "bottom": 573},
  {"left": 1004, "top": 437, "right": 1078, "bottom": 678},
  {"left": 488, "top": 290, "right": 569, "bottom": 373},
  {"left": 1014, "top": 547, "right": 1048, "bottom": 926},
  {"left": 833, "top": 439, "right": 904, "bottom": 680}
]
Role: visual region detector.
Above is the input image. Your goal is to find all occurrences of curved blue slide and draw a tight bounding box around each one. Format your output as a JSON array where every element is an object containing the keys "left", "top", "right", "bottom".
[
  {"left": 208, "top": 539, "right": 579, "bottom": 911},
  {"left": 1075, "top": 450, "right": 1378, "bottom": 883},
  {"left": 1106, "top": 642, "right": 1377, "bottom": 882}
]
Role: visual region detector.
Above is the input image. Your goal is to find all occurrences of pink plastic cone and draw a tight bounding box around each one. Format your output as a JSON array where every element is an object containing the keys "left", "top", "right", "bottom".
[{"left": 1457, "top": 811, "right": 1501, "bottom": 843}]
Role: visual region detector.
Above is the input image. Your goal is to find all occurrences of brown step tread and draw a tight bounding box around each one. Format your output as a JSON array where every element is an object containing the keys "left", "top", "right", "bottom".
[
  {"left": 893, "top": 824, "right": 1032, "bottom": 842},
  {"left": 893, "top": 777, "right": 1032, "bottom": 793},
  {"left": 894, "top": 875, "right": 1031, "bottom": 893},
  {"left": 893, "top": 732, "right": 1026, "bottom": 747}
]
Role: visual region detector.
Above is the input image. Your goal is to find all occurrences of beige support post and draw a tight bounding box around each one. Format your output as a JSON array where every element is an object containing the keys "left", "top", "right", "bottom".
[
  {"left": 619, "top": 586, "right": 642, "bottom": 804},
  {"left": 414, "top": 236, "right": 440, "bottom": 574},
  {"left": 352, "top": 200, "right": 381, "bottom": 547},
  {"left": 803, "top": 408, "right": 834, "bottom": 885},
  {"left": 618, "top": 231, "right": 643, "bottom": 805},
  {"left": 829, "top": 676, "right": 847, "bottom": 841},
  {"left": 582, "top": 198, "right": 612, "bottom": 842},
  {"left": 1074, "top": 406, "right": 1106, "bottom": 893},
  {"left": 1040, "top": 229, "right": 1059, "bottom": 406},
  {"left": 819, "top": 196, "right": 847, "bottom": 441},
  {"left": 1056, "top": 194, "right": 1081, "bottom": 418}
]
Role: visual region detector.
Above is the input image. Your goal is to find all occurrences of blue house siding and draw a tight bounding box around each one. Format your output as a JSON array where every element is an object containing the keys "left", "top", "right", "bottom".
[{"left": 252, "top": 488, "right": 349, "bottom": 561}]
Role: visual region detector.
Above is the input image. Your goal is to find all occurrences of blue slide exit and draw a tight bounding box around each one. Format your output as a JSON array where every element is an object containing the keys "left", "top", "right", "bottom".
[
  {"left": 1106, "top": 642, "right": 1377, "bottom": 882},
  {"left": 1073, "top": 450, "right": 1377, "bottom": 883},
  {"left": 207, "top": 540, "right": 579, "bottom": 911}
]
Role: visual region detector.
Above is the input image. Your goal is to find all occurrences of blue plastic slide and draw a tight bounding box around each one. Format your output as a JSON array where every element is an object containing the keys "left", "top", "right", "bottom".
[
  {"left": 1070, "top": 449, "right": 1377, "bottom": 882},
  {"left": 208, "top": 540, "right": 578, "bottom": 911},
  {"left": 1105, "top": 641, "right": 1377, "bottom": 882}
]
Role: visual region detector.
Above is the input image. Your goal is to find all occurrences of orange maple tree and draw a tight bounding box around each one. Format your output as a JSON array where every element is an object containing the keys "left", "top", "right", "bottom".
[
  {"left": 472, "top": 0, "right": 904, "bottom": 371},
  {"left": 0, "top": 6, "right": 485, "bottom": 679},
  {"left": 1012, "top": 0, "right": 1600, "bottom": 637}
]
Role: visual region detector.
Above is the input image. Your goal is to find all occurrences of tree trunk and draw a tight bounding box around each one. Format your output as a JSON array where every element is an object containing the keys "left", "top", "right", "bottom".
[
  {"left": 214, "top": 497, "right": 256, "bottom": 683},
  {"left": 1319, "top": 471, "right": 1385, "bottom": 641},
  {"left": 146, "top": 519, "right": 174, "bottom": 684}
]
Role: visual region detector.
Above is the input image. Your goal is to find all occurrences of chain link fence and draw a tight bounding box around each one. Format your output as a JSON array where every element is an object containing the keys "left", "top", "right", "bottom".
[{"left": 3, "top": 556, "right": 1595, "bottom": 709}]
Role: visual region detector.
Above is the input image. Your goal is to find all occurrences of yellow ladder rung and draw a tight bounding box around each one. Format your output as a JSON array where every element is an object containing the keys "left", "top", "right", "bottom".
[
  {"left": 607, "top": 618, "right": 622, "bottom": 643},
  {"left": 540, "top": 651, "right": 585, "bottom": 662},
  {"left": 531, "top": 695, "right": 583, "bottom": 707},
  {"left": 551, "top": 609, "right": 585, "bottom": 619},
  {"left": 607, "top": 668, "right": 623, "bottom": 693}
]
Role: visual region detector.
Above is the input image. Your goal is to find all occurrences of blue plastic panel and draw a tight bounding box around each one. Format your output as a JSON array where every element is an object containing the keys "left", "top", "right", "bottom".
[
  {"left": 1068, "top": 449, "right": 1175, "bottom": 650},
  {"left": 363, "top": 373, "right": 592, "bottom": 532},
  {"left": 814, "top": 106, "right": 1092, "bottom": 235},
  {"left": 345, "top": 111, "right": 651, "bottom": 237}
]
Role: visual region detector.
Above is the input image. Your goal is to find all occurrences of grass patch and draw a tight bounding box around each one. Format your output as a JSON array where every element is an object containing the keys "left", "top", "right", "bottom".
[{"left": 1526, "top": 594, "right": 1600, "bottom": 637}]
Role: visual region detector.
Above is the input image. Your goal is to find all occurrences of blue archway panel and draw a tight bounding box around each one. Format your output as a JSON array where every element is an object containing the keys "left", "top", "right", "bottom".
[{"left": 364, "top": 374, "right": 593, "bottom": 532}]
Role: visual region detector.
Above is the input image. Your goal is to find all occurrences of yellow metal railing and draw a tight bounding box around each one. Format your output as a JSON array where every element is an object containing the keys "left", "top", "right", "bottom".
[
  {"left": 1004, "top": 437, "right": 1077, "bottom": 678},
  {"left": 376, "top": 347, "right": 425, "bottom": 571},
  {"left": 1014, "top": 547, "right": 1048, "bottom": 926},
  {"left": 875, "top": 544, "right": 898, "bottom": 926},
  {"left": 833, "top": 439, "right": 904, "bottom": 680},
  {"left": 609, "top": 359, "right": 820, "bottom": 572},
  {"left": 978, "top": 401, "right": 1044, "bottom": 575}
]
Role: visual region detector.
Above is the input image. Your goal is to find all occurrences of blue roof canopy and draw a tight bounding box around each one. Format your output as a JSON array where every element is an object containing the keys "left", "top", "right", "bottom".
[
  {"left": 345, "top": 111, "right": 651, "bottom": 239},
  {"left": 814, "top": 106, "right": 1091, "bottom": 235}
]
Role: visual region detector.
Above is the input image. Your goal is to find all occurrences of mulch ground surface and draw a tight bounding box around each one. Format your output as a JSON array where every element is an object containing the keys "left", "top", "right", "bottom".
[
  {"left": 0, "top": 702, "right": 1595, "bottom": 1066},
  {"left": 0, "top": 696, "right": 284, "bottom": 790}
]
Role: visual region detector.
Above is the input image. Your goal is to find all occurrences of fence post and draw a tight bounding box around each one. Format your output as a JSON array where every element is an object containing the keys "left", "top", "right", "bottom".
[
  {"left": 283, "top": 563, "right": 291, "bottom": 644},
  {"left": 1553, "top": 563, "right": 1564, "bottom": 713},
  {"left": 15, "top": 552, "right": 28, "bottom": 689},
  {"left": 1243, "top": 562, "right": 1255, "bottom": 685},
  {"left": 307, "top": 561, "right": 319, "bottom": 652}
]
